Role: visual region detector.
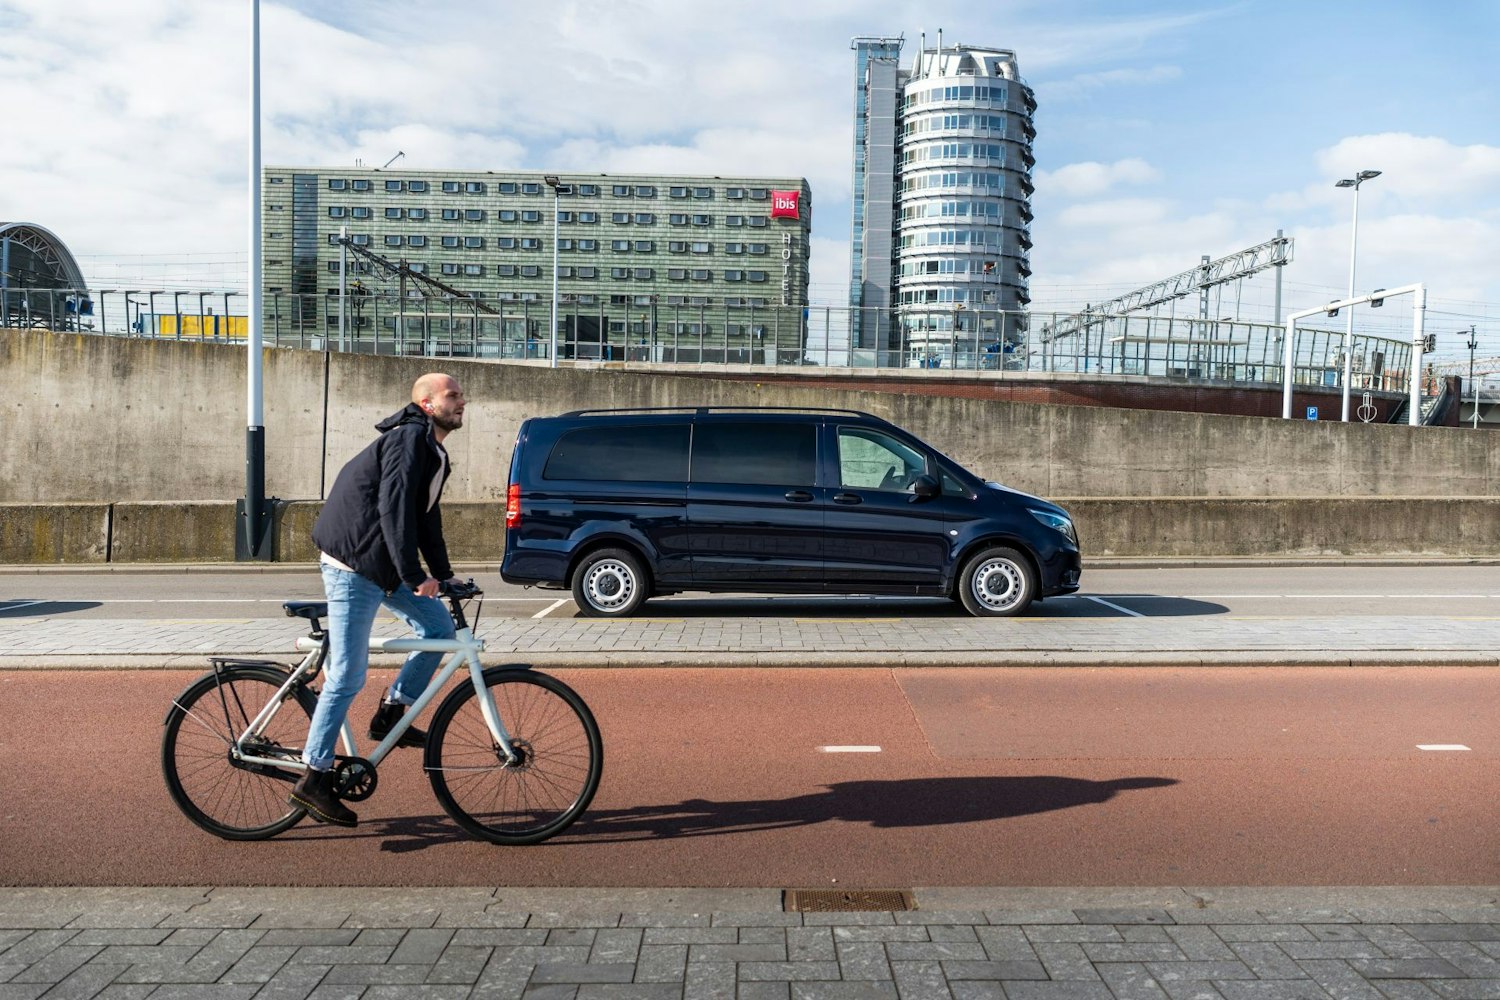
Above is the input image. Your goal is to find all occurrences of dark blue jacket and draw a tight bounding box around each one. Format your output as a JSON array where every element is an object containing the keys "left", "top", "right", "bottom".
[{"left": 312, "top": 403, "right": 454, "bottom": 593}]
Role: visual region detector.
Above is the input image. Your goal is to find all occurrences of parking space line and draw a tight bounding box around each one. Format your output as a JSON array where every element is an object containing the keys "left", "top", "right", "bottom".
[
  {"left": 0, "top": 601, "right": 45, "bottom": 611},
  {"left": 820, "top": 746, "right": 882, "bottom": 753},
  {"left": 1416, "top": 744, "right": 1471, "bottom": 751},
  {"left": 532, "top": 599, "right": 568, "bottom": 619},
  {"left": 1084, "top": 596, "right": 1144, "bottom": 617}
]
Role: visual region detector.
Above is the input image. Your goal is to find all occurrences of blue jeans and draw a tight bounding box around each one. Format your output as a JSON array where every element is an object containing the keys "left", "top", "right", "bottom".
[{"left": 302, "top": 563, "right": 455, "bottom": 771}]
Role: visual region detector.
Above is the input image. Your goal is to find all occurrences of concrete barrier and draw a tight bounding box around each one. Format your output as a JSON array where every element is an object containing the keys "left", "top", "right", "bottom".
[{"left": 3, "top": 497, "right": 1497, "bottom": 564}]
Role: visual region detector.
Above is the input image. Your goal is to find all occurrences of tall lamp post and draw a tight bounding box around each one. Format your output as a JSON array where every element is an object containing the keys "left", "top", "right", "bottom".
[
  {"left": 1335, "top": 169, "right": 1381, "bottom": 421},
  {"left": 1466, "top": 325, "right": 1479, "bottom": 429},
  {"left": 544, "top": 175, "right": 563, "bottom": 367}
]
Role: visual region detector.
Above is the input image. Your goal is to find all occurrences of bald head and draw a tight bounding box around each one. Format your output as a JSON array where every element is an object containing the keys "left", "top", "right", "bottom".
[{"left": 411, "top": 372, "right": 466, "bottom": 440}]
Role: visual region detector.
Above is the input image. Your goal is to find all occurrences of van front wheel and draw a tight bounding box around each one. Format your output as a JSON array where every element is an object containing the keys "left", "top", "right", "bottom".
[
  {"left": 957, "top": 546, "right": 1036, "bottom": 617},
  {"left": 572, "top": 548, "right": 649, "bottom": 617}
]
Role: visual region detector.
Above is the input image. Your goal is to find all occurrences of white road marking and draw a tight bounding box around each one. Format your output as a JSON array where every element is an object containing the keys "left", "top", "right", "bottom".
[
  {"left": 1416, "top": 744, "right": 1471, "bottom": 751},
  {"left": 0, "top": 600, "right": 45, "bottom": 611},
  {"left": 532, "top": 599, "right": 568, "bottom": 619},
  {"left": 1085, "top": 595, "right": 1145, "bottom": 617},
  {"left": 819, "top": 746, "right": 882, "bottom": 753}
]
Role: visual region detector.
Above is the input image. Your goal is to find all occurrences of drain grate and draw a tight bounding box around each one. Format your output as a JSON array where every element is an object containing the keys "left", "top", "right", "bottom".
[{"left": 783, "top": 889, "right": 915, "bottom": 912}]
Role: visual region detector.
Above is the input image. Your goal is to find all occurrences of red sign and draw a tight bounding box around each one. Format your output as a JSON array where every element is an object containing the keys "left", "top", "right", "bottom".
[{"left": 770, "top": 190, "right": 801, "bottom": 220}]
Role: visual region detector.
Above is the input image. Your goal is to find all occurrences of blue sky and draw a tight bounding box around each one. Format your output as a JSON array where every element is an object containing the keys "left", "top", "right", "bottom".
[{"left": 2, "top": 0, "right": 1496, "bottom": 361}]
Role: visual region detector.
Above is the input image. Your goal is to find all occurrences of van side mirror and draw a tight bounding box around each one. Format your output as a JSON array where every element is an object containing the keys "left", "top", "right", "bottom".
[{"left": 910, "top": 474, "right": 940, "bottom": 500}]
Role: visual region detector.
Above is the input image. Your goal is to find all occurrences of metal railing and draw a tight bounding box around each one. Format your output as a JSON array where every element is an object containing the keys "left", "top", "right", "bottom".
[{"left": 1, "top": 286, "right": 1415, "bottom": 393}]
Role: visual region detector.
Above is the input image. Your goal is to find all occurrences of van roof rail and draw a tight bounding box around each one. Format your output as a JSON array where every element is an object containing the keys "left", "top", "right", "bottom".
[{"left": 560, "top": 406, "right": 879, "bottom": 418}]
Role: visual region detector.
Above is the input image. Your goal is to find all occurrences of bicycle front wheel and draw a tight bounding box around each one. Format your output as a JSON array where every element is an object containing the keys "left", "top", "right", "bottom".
[
  {"left": 161, "top": 664, "right": 316, "bottom": 840},
  {"left": 426, "top": 668, "right": 603, "bottom": 845}
]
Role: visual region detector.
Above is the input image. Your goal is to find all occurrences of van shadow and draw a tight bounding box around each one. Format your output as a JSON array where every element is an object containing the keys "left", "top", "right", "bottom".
[
  {"left": 0, "top": 600, "right": 101, "bottom": 618},
  {"left": 330, "top": 774, "right": 1178, "bottom": 853},
  {"left": 628, "top": 595, "right": 1227, "bottom": 619}
]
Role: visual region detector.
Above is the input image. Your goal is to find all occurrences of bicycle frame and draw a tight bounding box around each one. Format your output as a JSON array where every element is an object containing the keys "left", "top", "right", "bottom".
[{"left": 226, "top": 623, "right": 517, "bottom": 774}]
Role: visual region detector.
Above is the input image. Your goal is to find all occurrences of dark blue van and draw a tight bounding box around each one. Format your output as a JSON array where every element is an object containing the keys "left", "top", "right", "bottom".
[{"left": 501, "top": 407, "right": 1081, "bottom": 617}]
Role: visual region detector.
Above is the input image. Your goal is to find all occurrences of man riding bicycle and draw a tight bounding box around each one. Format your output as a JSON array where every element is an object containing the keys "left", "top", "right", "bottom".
[{"left": 290, "top": 372, "right": 467, "bottom": 827}]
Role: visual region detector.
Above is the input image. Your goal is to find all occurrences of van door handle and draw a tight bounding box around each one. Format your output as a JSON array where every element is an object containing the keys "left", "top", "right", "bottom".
[
  {"left": 784, "top": 490, "right": 814, "bottom": 503},
  {"left": 833, "top": 493, "right": 862, "bottom": 505}
]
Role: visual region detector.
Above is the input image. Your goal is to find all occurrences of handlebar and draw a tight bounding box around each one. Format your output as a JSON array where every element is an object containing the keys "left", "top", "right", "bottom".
[{"left": 440, "top": 579, "right": 482, "bottom": 599}]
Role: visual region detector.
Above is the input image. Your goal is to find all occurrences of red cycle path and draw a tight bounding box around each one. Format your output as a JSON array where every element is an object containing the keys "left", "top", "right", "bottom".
[{"left": 0, "top": 667, "right": 1494, "bottom": 887}]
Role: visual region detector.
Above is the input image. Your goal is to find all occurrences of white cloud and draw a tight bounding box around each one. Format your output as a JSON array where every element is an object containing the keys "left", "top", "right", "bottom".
[
  {"left": 1037, "top": 158, "right": 1161, "bottom": 199},
  {"left": 1042, "top": 65, "right": 1182, "bottom": 102}
]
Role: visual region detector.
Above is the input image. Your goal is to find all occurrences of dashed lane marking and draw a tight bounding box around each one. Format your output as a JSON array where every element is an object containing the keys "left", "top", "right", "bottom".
[
  {"left": 1084, "top": 596, "right": 1145, "bottom": 617},
  {"left": 1416, "top": 744, "right": 1472, "bottom": 751},
  {"left": 820, "top": 746, "right": 882, "bottom": 753},
  {"left": 532, "top": 599, "right": 568, "bottom": 619}
]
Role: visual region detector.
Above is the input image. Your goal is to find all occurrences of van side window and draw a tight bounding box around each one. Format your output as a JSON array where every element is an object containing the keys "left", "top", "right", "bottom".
[
  {"left": 837, "top": 427, "right": 927, "bottom": 492},
  {"left": 692, "top": 422, "right": 816, "bottom": 486},
  {"left": 544, "top": 424, "right": 690, "bottom": 482}
]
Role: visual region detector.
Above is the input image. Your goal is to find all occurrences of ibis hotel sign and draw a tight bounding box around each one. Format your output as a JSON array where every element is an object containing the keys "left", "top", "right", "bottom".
[{"left": 770, "top": 190, "right": 801, "bottom": 219}]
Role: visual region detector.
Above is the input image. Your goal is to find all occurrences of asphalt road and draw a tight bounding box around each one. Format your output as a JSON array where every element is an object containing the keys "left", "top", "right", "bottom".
[
  {"left": 5, "top": 564, "right": 1500, "bottom": 621},
  {"left": 1, "top": 665, "right": 1493, "bottom": 888}
]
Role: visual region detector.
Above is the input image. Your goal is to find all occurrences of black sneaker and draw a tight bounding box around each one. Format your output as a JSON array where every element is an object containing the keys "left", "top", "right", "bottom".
[
  {"left": 289, "top": 768, "right": 358, "bottom": 827},
  {"left": 368, "top": 700, "right": 426, "bottom": 748}
]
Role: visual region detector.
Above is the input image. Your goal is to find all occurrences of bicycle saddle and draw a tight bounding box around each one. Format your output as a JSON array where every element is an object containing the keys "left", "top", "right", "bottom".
[{"left": 283, "top": 601, "right": 329, "bottom": 621}]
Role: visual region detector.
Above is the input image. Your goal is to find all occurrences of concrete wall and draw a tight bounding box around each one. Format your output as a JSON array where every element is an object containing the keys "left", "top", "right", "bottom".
[{"left": 5, "top": 328, "right": 1498, "bottom": 506}]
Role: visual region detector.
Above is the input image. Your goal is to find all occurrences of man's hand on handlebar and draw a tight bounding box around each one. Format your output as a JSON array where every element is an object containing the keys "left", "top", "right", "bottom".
[{"left": 439, "top": 577, "right": 482, "bottom": 598}]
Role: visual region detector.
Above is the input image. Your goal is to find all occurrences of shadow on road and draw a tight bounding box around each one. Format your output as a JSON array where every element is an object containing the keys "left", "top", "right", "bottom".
[
  {"left": 0, "top": 600, "right": 101, "bottom": 617},
  {"left": 294, "top": 774, "right": 1179, "bottom": 851},
  {"left": 613, "top": 595, "right": 1227, "bottom": 619}
]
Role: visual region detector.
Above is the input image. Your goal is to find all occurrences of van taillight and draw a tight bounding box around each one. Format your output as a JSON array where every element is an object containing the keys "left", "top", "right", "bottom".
[{"left": 505, "top": 483, "right": 521, "bottom": 528}]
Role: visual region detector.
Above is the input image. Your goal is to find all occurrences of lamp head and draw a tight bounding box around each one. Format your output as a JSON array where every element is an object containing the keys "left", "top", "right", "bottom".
[
  {"left": 1335, "top": 178, "right": 1355, "bottom": 188},
  {"left": 1358, "top": 169, "right": 1382, "bottom": 182},
  {"left": 543, "top": 174, "right": 560, "bottom": 187}
]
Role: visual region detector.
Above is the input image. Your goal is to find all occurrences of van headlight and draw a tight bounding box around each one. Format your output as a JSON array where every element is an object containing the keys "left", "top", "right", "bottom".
[{"left": 1028, "top": 508, "right": 1076, "bottom": 545}]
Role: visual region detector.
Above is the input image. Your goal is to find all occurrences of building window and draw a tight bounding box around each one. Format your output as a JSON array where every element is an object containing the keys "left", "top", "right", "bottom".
[
  {"left": 497, "top": 237, "right": 516, "bottom": 249},
  {"left": 612, "top": 212, "right": 631, "bottom": 224},
  {"left": 611, "top": 239, "right": 631, "bottom": 252},
  {"left": 442, "top": 181, "right": 460, "bottom": 193},
  {"left": 577, "top": 183, "right": 598, "bottom": 196},
  {"left": 385, "top": 180, "right": 402, "bottom": 192},
  {"left": 522, "top": 182, "right": 541, "bottom": 195},
  {"left": 327, "top": 179, "right": 347, "bottom": 190},
  {"left": 522, "top": 210, "right": 541, "bottom": 223},
  {"left": 464, "top": 236, "right": 484, "bottom": 249},
  {"left": 577, "top": 266, "right": 597, "bottom": 278},
  {"left": 635, "top": 185, "right": 656, "bottom": 198},
  {"left": 578, "top": 211, "right": 598, "bottom": 223},
  {"left": 465, "top": 181, "right": 486, "bottom": 194},
  {"left": 408, "top": 180, "right": 428, "bottom": 193},
  {"left": 747, "top": 215, "right": 768, "bottom": 227},
  {"left": 669, "top": 213, "right": 689, "bottom": 226},
  {"left": 747, "top": 270, "right": 769, "bottom": 282},
  {"left": 633, "top": 267, "right": 653, "bottom": 279},
  {"left": 633, "top": 240, "right": 654, "bottom": 252},
  {"left": 442, "top": 208, "right": 460, "bottom": 221},
  {"left": 464, "top": 264, "right": 484, "bottom": 276},
  {"left": 692, "top": 186, "right": 713, "bottom": 199},
  {"left": 691, "top": 269, "right": 711, "bottom": 281},
  {"left": 577, "top": 239, "right": 598, "bottom": 250},
  {"left": 725, "top": 215, "right": 744, "bottom": 227},
  {"left": 464, "top": 209, "right": 486, "bottom": 222},
  {"left": 724, "top": 270, "right": 744, "bottom": 282},
  {"left": 351, "top": 179, "right": 370, "bottom": 191},
  {"left": 385, "top": 208, "right": 403, "bottom": 219},
  {"left": 668, "top": 268, "right": 687, "bottom": 280},
  {"left": 327, "top": 206, "right": 346, "bottom": 218},
  {"left": 384, "top": 235, "right": 403, "bottom": 247},
  {"left": 520, "top": 237, "right": 541, "bottom": 250},
  {"left": 559, "top": 238, "right": 574, "bottom": 250},
  {"left": 351, "top": 207, "right": 371, "bottom": 219},
  {"left": 408, "top": 262, "right": 426, "bottom": 273},
  {"left": 726, "top": 187, "right": 745, "bottom": 199},
  {"left": 747, "top": 242, "right": 769, "bottom": 255},
  {"left": 558, "top": 211, "right": 573, "bottom": 223},
  {"left": 498, "top": 182, "right": 517, "bottom": 194},
  {"left": 748, "top": 188, "right": 769, "bottom": 199},
  {"left": 724, "top": 242, "right": 743, "bottom": 254},
  {"left": 669, "top": 186, "right": 689, "bottom": 199},
  {"left": 497, "top": 265, "right": 516, "bottom": 277},
  {"left": 692, "top": 214, "right": 712, "bottom": 226},
  {"left": 441, "top": 263, "right": 460, "bottom": 276},
  {"left": 499, "top": 210, "right": 518, "bottom": 222},
  {"left": 611, "top": 267, "right": 630, "bottom": 279},
  {"left": 634, "top": 212, "right": 654, "bottom": 225},
  {"left": 408, "top": 208, "right": 427, "bottom": 220},
  {"left": 442, "top": 236, "right": 460, "bottom": 248},
  {"left": 691, "top": 241, "right": 711, "bottom": 254},
  {"left": 521, "top": 265, "right": 540, "bottom": 277},
  {"left": 668, "top": 241, "right": 688, "bottom": 253},
  {"left": 612, "top": 184, "right": 632, "bottom": 197},
  {"left": 408, "top": 235, "right": 426, "bottom": 247}
]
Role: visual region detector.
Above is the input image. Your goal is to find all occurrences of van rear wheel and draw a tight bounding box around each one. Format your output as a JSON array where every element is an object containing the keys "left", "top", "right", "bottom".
[
  {"left": 572, "top": 548, "right": 649, "bottom": 617},
  {"left": 957, "top": 546, "right": 1036, "bottom": 617}
]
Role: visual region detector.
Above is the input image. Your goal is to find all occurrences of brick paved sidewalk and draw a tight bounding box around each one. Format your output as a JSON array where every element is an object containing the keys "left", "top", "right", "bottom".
[{"left": 1, "top": 888, "right": 1496, "bottom": 1000}]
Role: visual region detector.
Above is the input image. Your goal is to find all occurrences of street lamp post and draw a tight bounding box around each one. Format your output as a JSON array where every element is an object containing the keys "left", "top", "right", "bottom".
[
  {"left": 544, "top": 175, "right": 563, "bottom": 367},
  {"left": 1466, "top": 324, "right": 1479, "bottom": 429},
  {"left": 1335, "top": 169, "right": 1381, "bottom": 421}
]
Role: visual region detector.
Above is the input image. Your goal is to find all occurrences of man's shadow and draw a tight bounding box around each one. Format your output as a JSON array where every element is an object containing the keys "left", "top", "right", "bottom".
[{"left": 350, "top": 774, "right": 1178, "bottom": 852}]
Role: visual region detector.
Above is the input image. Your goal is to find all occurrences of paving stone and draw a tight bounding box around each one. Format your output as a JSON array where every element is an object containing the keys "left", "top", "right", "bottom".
[
  {"left": 0, "top": 983, "right": 47, "bottom": 1000},
  {"left": 531, "top": 963, "right": 637, "bottom": 984},
  {"left": 1035, "top": 943, "right": 1103, "bottom": 982},
  {"left": 1373, "top": 982, "right": 1442, "bottom": 1000},
  {"left": 977, "top": 926, "right": 1039, "bottom": 962},
  {"left": 8, "top": 944, "right": 101, "bottom": 983},
  {"left": 1083, "top": 945, "right": 1187, "bottom": 964},
  {"left": 1123, "top": 928, "right": 1174, "bottom": 944},
  {"left": 303, "top": 984, "right": 368, "bottom": 1000},
  {"left": 691, "top": 944, "right": 787, "bottom": 964},
  {"left": 523, "top": 986, "right": 581, "bottom": 1000},
  {"left": 1428, "top": 943, "right": 1500, "bottom": 977},
  {"left": 1310, "top": 929, "right": 1372, "bottom": 943},
  {"left": 0, "top": 930, "right": 80, "bottom": 966},
  {"left": 231, "top": 960, "right": 327, "bottom": 1000},
  {"left": 363, "top": 986, "right": 472, "bottom": 1000},
  {"left": 221, "top": 944, "right": 298, "bottom": 983},
  {"left": 739, "top": 962, "right": 841, "bottom": 982},
  {"left": 1160, "top": 982, "right": 1230, "bottom": 1000},
  {"left": 620, "top": 914, "right": 713, "bottom": 929},
  {"left": 1025, "top": 927, "right": 1125, "bottom": 944},
  {"left": 429, "top": 944, "right": 494, "bottom": 985},
  {"left": 742, "top": 930, "right": 791, "bottom": 946},
  {"left": 1427, "top": 980, "right": 1500, "bottom": 999},
  {"left": 1350, "top": 962, "right": 1467, "bottom": 981},
  {"left": 1214, "top": 983, "right": 1334, "bottom": 1000},
  {"left": 1077, "top": 911, "right": 1175, "bottom": 927},
  {"left": 788, "top": 928, "right": 836, "bottom": 962},
  {"left": 0, "top": 967, "right": 18, "bottom": 985},
  {"left": 889, "top": 959, "right": 951, "bottom": 1000},
  {"left": 941, "top": 960, "right": 1049, "bottom": 980},
  {"left": 1165, "top": 927, "right": 1237, "bottom": 961},
  {"left": 926, "top": 928, "right": 979, "bottom": 945},
  {"left": 985, "top": 910, "right": 1082, "bottom": 926},
  {"left": 635, "top": 944, "right": 688, "bottom": 983},
  {"left": 590, "top": 929, "right": 644, "bottom": 965},
  {"left": 390, "top": 928, "right": 457, "bottom": 966},
  {"left": 93, "top": 986, "right": 156, "bottom": 1000},
  {"left": 896, "top": 915, "right": 988, "bottom": 928},
  {"left": 577, "top": 986, "right": 684, "bottom": 1000},
  {"left": 1295, "top": 961, "right": 1388, "bottom": 1000},
  {"left": 684, "top": 960, "right": 736, "bottom": 1000},
  {"left": 162, "top": 928, "right": 223, "bottom": 948},
  {"left": 1000, "top": 984, "right": 1115, "bottom": 1000},
  {"left": 709, "top": 913, "right": 801, "bottom": 928},
  {"left": 1230, "top": 943, "right": 1316, "bottom": 978},
  {"left": 258, "top": 930, "right": 360, "bottom": 948},
  {"left": 803, "top": 915, "right": 898, "bottom": 929},
  {"left": 287, "top": 945, "right": 397, "bottom": 965},
  {"left": 322, "top": 963, "right": 432, "bottom": 985},
  {"left": 833, "top": 929, "right": 930, "bottom": 944},
  {"left": 1359, "top": 929, "right": 1440, "bottom": 961},
  {"left": 887, "top": 944, "right": 986, "bottom": 962},
  {"left": 1214, "top": 929, "right": 1316, "bottom": 944},
  {"left": 68, "top": 930, "right": 172, "bottom": 947},
  {"left": 21, "top": 959, "right": 125, "bottom": 1000},
  {"left": 837, "top": 943, "right": 893, "bottom": 982},
  {"left": 1145, "top": 961, "right": 1259, "bottom": 982},
  {"left": 950, "top": 984, "right": 1006, "bottom": 1000},
  {"left": 528, "top": 916, "right": 623, "bottom": 930},
  {"left": 145, "top": 985, "right": 259, "bottom": 1000},
  {"left": 793, "top": 984, "right": 900, "bottom": 1000},
  {"left": 549, "top": 930, "right": 600, "bottom": 949},
  {"left": 1097, "top": 961, "right": 1172, "bottom": 1000},
  {"left": 453, "top": 929, "right": 551, "bottom": 947},
  {"left": 740, "top": 983, "right": 791, "bottom": 1000},
  {"left": 1404, "top": 928, "right": 1500, "bottom": 944}
]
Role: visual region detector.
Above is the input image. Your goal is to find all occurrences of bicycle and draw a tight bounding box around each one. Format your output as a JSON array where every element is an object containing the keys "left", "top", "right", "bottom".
[{"left": 161, "top": 581, "right": 602, "bottom": 845}]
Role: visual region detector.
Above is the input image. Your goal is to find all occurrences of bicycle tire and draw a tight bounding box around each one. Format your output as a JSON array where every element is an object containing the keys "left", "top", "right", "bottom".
[
  {"left": 426, "top": 668, "right": 602, "bottom": 845},
  {"left": 161, "top": 664, "right": 317, "bottom": 840}
]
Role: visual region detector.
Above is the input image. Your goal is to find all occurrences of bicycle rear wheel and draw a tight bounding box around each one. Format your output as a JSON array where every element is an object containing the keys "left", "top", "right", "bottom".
[
  {"left": 161, "top": 664, "right": 317, "bottom": 840},
  {"left": 426, "top": 668, "right": 603, "bottom": 845}
]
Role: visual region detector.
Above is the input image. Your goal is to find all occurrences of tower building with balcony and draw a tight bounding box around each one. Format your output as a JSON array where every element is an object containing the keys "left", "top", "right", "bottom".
[{"left": 850, "top": 36, "right": 1036, "bottom": 363}]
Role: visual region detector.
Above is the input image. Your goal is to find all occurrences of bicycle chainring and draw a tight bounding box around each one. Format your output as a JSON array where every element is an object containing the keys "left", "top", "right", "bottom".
[{"left": 333, "top": 757, "right": 378, "bottom": 802}]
